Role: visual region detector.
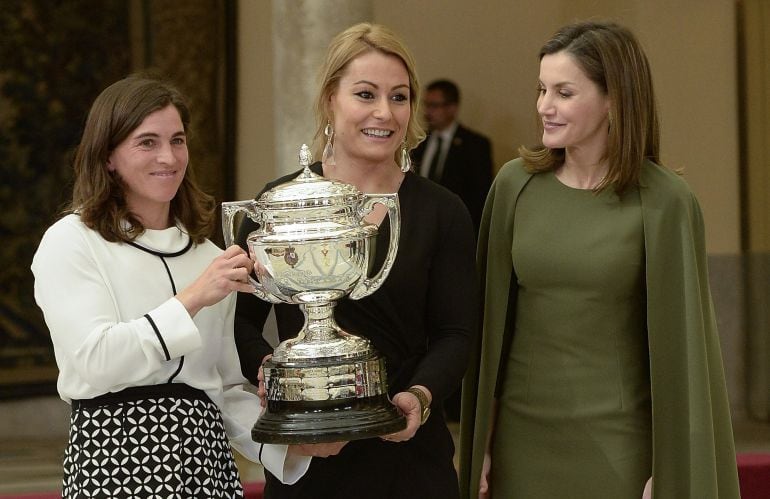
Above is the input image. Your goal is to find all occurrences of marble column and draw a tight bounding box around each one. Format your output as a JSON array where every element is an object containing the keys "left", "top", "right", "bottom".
[{"left": 272, "top": 0, "right": 373, "bottom": 176}]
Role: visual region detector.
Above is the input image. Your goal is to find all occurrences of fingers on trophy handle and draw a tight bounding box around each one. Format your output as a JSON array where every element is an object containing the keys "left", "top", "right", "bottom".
[{"left": 221, "top": 201, "right": 283, "bottom": 303}]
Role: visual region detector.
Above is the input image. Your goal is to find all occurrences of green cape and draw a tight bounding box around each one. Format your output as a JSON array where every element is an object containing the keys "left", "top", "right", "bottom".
[{"left": 459, "top": 158, "right": 740, "bottom": 498}]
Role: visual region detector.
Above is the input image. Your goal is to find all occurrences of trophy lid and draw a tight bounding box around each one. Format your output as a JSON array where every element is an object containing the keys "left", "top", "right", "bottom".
[{"left": 258, "top": 145, "right": 361, "bottom": 211}]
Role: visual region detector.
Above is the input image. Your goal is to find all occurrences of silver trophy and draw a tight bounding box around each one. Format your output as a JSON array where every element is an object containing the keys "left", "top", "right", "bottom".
[{"left": 222, "top": 145, "right": 406, "bottom": 444}]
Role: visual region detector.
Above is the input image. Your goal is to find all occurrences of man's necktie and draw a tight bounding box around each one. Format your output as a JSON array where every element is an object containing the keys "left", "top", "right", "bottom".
[{"left": 427, "top": 135, "right": 444, "bottom": 181}]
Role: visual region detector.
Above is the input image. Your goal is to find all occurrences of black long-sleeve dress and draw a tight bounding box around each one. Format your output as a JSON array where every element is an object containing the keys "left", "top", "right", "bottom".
[{"left": 234, "top": 163, "right": 478, "bottom": 499}]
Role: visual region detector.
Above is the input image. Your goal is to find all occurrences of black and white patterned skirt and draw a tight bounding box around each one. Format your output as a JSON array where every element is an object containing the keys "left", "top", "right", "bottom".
[{"left": 63, "top": 383, "right": 244, "bottom": 498}]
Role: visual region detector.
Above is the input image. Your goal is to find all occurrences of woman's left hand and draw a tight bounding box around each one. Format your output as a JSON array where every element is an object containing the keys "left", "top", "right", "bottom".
[
  {"left": 380, "top": 386, "right": 431, "bottom": 443},
  {"left": 642, "top": 477, "right": 652, "bottom": 499}
]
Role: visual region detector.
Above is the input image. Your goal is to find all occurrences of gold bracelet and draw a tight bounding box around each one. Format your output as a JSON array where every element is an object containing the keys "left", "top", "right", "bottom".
[{"left": 407, "top": 387, "right": 431, "bottom": 425}]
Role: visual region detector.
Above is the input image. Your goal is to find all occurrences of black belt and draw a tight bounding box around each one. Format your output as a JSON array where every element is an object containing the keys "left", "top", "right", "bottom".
[{"left": 71, "top": 383, "right": 209, "bottom": 411}]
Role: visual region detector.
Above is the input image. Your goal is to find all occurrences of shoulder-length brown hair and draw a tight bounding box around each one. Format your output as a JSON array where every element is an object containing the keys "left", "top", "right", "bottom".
[
  {"left": 70, "top": 74, "right": 215, "bottom": 243},
  {"left": 313, "top": 22, "right": 426, "bottom": 163},
  {"left": 520, "top": 21, "right": 660, "bottom": 194}
]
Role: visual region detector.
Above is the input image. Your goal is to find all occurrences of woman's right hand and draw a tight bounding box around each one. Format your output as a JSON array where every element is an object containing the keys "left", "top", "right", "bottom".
[
  {"left": 479, "top": 451, "right": 492, "bottom": 499},
  {"left": 256, "top": 353, "right": 272, "bottom": 408},
  {"left": 176, "top": 245, "right": 255, "bottom": 317},
  {"left": 288, "top": 441, "right": 348, "bottom": 458}
]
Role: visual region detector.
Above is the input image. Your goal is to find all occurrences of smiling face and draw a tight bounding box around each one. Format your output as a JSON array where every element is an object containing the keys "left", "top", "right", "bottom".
[
  {"left": 537, "top": 51, "right": 610, "bottom": 160},
  {"left": 328, "top": 50, "right": 411, "bottom": 168},
  {"left": 107, "top": 104, "right": 188, "bottom": 228}
]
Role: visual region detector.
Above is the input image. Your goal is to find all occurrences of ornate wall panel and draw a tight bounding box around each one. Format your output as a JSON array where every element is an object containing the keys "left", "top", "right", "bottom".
[{"left": 141, "top": 0, "right": 236, "bottom": 225}]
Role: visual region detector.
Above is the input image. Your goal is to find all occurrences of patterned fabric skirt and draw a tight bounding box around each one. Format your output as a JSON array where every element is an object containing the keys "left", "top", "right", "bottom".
[{"left": 63, "top": 383, "right": 244, "bottom": 498}]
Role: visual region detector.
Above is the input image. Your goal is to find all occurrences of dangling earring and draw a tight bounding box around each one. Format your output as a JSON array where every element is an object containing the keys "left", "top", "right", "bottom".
[
  {"left": 399, "top": 138, "right": 411, "bottom": 173},
  {"left": 607, "top": 112, "right": 613, "bottom": 131},
  {"left": 323, "top": 121, "right": 336, "bottom": 166}
]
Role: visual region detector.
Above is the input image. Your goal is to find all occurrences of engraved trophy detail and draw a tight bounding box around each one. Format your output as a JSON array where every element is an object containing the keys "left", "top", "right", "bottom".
[{"left": 222, "top": 145, "right": 406, "bottom": 444}]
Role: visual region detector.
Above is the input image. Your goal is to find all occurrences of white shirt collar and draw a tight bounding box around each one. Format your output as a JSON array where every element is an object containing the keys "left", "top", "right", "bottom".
[{"left": 436, "top": 121, "right": 459, "bottom": 143}]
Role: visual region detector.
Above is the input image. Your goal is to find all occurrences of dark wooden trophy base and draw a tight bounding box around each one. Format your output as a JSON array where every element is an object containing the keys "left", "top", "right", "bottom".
[{"left": 252, "top": 394, "right": 406, "bottom": 444}]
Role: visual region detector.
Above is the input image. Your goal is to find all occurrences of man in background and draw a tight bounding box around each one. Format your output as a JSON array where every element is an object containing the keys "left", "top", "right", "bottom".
[
  {"left": 413, "top": 79, "right": 494, "bottom": 421},
  {"left": 413, "top": 79, "right": 494, "bottom": 237}
]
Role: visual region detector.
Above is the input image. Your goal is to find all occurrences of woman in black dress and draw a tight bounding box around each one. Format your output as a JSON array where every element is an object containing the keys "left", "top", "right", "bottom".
[{"left": 235, "top": 22, "right": 478, "bottom": 499}]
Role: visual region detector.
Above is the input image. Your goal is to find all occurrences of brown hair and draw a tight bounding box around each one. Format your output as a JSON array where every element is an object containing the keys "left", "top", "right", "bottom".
[
  {"left": 520, "top": 21, "right": 660, "bottom": 194},
  {"left": 313, "top": 22, "right": 426, "bottom": 163},
  {"left": 70, "top": 74, "right": 215, "bottom": 243}
]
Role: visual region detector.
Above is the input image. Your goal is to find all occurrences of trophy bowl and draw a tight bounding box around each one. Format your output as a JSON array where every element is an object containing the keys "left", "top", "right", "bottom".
[{"left": 222, "top": 145, "right": 407, "bottom": 444}]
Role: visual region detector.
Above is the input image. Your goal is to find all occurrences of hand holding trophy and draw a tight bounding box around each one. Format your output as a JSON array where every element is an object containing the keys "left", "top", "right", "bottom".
[{"left": 222, "top": 145, "right": 406, "bottom": 444}]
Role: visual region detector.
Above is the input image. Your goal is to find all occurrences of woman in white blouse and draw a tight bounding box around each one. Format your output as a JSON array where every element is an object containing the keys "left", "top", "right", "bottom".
[{"left": 31, "top": 75, "right": 317, "bottom": 497}]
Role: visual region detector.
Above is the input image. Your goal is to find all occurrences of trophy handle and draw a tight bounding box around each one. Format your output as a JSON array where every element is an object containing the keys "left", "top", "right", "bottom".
[
  {"left": 221, "top": 200, "right": 284, "bottom": 304},
  {"left": 349, "top": 193, "right": 400, "bottom": 300}
]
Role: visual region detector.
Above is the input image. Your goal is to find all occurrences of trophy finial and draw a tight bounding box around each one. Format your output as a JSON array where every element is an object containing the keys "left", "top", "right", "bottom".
[
  {"left": 295, "top": 144, "right": 317, "bottom": 181},
  {"left": 299, "top": 144, "right": 313, "bottom": 169}
]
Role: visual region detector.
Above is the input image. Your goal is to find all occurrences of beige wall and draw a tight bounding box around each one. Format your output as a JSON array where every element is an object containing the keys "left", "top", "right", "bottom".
[
  {"left": 236, "top": 0, "right": 740, "bottom": 253},
  {"left": 236, "top": 0, "right": 274, "bottom": 200}
]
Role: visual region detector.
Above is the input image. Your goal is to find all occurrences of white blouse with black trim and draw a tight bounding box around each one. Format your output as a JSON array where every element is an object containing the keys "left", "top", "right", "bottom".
[{"left": 32, "top": 214, "right": 309, "bottom": 484}]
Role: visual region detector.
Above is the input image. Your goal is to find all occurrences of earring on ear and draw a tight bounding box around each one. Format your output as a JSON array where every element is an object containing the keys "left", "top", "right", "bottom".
[
  {"left": 607, "top": 112, "right": 613, "bottom": 130},
  {"left": 399, "top": 138, "right": 411, "bottom": 173},
  {"left": 323, "top": 121, "right": 336, "bottom": 166}
]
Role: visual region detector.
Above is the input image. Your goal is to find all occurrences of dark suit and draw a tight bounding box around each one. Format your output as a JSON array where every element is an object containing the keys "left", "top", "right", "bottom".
[{"left": 412, "top": 124, "right": 493, "bottom": 235}]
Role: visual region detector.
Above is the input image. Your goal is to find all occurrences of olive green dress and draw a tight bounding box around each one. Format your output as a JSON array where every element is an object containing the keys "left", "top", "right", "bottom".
[{"left": 492, "top": 171, "right": 652, "bottom": 498}]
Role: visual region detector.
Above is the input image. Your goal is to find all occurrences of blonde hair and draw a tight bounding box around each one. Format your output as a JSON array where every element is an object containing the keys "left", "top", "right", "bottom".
[
  {"left": 313, "top": 22, "right": 425, "bottom": 162},
  {"left": 520, "top": 21, "right": 660, "bottom": 194}
]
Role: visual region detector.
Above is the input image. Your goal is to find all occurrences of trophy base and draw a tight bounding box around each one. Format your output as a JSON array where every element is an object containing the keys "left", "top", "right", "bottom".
[{"left": 252, "top": 394, "right": 406, "bottom": 444}]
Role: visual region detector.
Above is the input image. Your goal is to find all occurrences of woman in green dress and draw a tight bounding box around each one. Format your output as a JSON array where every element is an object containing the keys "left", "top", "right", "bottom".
[{"left": 459, "top": 21, "right": 740, "bottom": 499}]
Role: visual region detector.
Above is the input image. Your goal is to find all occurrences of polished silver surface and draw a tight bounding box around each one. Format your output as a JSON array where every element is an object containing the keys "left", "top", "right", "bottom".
[
  {"left": 222, "top": 144, "right": 400, "bottom": 403},
  {"left": 263, "top": 357, "right": 386, "bottom": 402}
]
